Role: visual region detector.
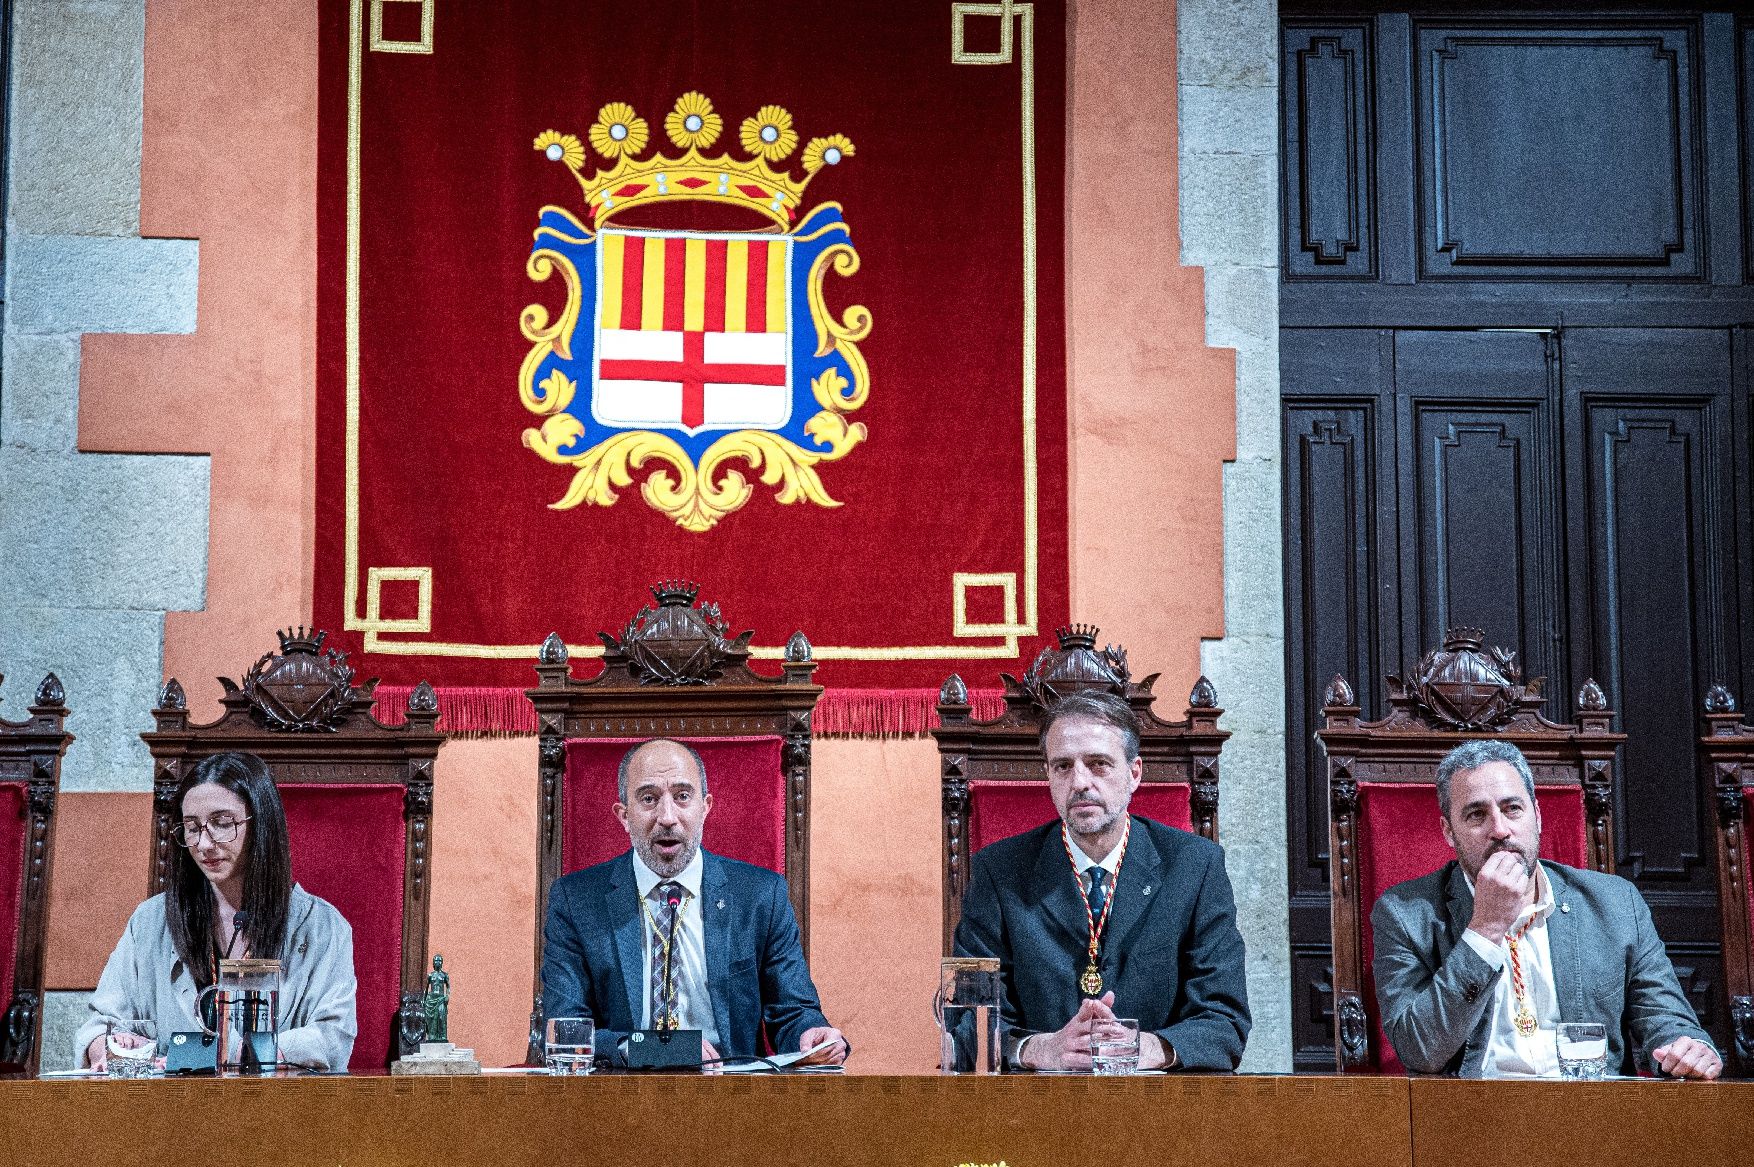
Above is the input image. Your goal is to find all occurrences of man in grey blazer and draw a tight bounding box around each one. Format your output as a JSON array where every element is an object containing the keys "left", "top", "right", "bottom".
[
  {"left": 1372, "top": 738, "right": 1719, "bottom": 1078},
  {"left": 954, "top": 690, "right": 1250, "bottom": 1071}
]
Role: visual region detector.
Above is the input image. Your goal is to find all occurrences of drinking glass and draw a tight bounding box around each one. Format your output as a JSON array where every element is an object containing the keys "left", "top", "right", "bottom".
[
  {"left": 1092, "top": 1017, "right": 1141, "bottom": 1075},
  {"left": 1556, "top": 1021, "right": 1608, "bottom": 1080},
  {"left": 545, "top": 1016, "right": 594, "bottom": 1075},
  {"left": 105, "top": 1019, "right": 159, "bottom": 1079}
]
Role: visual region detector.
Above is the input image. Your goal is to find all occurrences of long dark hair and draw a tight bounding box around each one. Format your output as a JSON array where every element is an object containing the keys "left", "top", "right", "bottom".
[{"left": 165, "top": 752, "right": 293, "bottom": 982}]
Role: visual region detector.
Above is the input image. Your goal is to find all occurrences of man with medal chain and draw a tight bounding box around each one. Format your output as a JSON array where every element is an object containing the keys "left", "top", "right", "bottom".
[
  {"left": 1372, "top": 739, "right": 1719, "bottom": 1078},
  {"left": 953, "top": 690, "right": 1251, "bottom": 1071}
]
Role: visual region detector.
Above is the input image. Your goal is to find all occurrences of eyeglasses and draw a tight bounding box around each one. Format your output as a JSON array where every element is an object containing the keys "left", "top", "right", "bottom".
[{"left": 174, "top": 816, "right": 251, "bottom": 847}]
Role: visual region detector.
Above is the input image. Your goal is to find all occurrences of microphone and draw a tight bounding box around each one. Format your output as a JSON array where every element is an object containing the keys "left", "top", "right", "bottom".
[
  {"left": 659, "top": 887, "right": 680, "bottom": 1024},
  {"left": 224, "top": 910, "right": 250, "bottom": 959}
]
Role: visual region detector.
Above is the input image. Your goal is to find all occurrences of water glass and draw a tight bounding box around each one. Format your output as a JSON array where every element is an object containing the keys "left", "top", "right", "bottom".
[
  {"left": 545, "top": 1016, "right": 594, "bottom": 1075},
  {"left": 1092, "top": 1017, "right": 1141, "bottom": 1075},
  {"left": 105, "top": 1019, "right": 158, "bottom": 1079},
  {"left": 1556, "top": 1021, "right": 1608, "bottom": 1080}
]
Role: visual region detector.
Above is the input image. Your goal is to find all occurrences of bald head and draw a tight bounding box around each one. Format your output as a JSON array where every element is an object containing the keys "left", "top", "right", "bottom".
[
  {"left": 615, "top": 738, "right": 713, "bottom": 879},
  {"left": 616, "top": 739, "right": 709, "bottom": 803}
]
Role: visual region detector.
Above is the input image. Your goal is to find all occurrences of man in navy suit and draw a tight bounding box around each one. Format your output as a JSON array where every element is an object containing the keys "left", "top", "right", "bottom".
[
  {"left": 954, "top": 690, "right": 1250, "bottom": 1071},
  {"left": 541, "top": 738, "right": 847, "bottom": 1067}
]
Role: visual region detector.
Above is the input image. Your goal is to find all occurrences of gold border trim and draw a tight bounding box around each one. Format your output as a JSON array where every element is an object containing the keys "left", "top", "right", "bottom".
[
  {"left": 369, "top": 0, "right": 434, "bottom": 54},
  {"left": 344, "top": 0, "right": 1041, "bottom": 661}
]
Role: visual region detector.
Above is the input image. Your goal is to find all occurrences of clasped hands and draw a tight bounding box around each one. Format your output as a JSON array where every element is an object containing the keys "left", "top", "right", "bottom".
[{"left": 1020, "top": 992, "right": 1165, "bottom": 1072}]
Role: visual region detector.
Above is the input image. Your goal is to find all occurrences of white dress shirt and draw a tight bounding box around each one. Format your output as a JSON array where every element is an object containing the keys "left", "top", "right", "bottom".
[
  {"left": 1460, "top": 867, "right": 1560, "bottom": 1077},
  {"left": 632, "top": 847, "right": 721, "bottom": 1048},
  {"left": 1067, "top": 826, "right": 1126, "bottom": 890}
]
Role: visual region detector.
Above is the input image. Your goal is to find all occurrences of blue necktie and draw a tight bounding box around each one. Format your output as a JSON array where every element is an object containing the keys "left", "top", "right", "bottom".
[{"left": 1085, "top": 867, "right": 1108, "bottom": 920}]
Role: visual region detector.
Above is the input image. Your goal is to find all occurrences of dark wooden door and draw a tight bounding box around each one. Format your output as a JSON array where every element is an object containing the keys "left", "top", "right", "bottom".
[{"left": 1281, "top": 4, "right": 1754, "bottom": 1070}]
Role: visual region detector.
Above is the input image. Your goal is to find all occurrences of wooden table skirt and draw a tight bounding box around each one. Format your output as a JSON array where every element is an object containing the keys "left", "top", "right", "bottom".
[{"left": 1, "top": 1074, "right": 1748, "bottom": 1166}]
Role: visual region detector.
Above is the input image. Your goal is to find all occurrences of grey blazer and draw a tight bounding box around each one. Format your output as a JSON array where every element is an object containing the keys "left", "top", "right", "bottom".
[
  {"left": 74, "top": 885, "right": 357, "bottom": 1071},
  {"left": 1371, "top": 859, "right": 1712, "bottom": 1076}
]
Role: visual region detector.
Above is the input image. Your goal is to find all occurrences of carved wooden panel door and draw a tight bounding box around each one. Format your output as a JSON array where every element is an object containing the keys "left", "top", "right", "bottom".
[{"left": 1280, "top": 5, "right": 1754, "bottom": 1070}]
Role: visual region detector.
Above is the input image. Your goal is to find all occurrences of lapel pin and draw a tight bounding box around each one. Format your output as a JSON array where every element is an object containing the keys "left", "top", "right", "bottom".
[
  {"left": 1560, "top": 903, "right": 1570, "bottom": 914},
  {"left": 1142, "top": 886, "right": 1152, "bottom": 896},
  {"left": 716, "top": 899, "right": 726, "bottom": 910}
]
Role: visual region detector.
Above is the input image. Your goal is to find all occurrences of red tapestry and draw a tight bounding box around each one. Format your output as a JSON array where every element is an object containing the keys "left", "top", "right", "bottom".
[{"left": 314, "top": 0, "right": 1069, "bottom": 731}]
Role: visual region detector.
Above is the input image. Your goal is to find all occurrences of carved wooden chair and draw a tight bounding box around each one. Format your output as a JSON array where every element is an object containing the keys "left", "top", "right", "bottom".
[
  {"left": 526, "top": 580, "right": 821, "bottom": 1061},
  {"left": 1701, "top": 683, "right": 1754, "bottom": 1074},
  {"left": 1318, "top": 627, "right": 1622, "bottom": 1073},
  {"left": 933, "top": 624, "right": 1229, "bottom": 955},
  {"left": 141, "top": 630, "right": 443, "bottom": 1071},
  {"left": 0, "top": 672, "right": 71, "bottom": 1074}
]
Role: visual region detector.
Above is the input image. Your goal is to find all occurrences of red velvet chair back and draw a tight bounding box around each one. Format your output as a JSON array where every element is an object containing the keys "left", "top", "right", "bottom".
[
  {"left": 1354, "top": 783, "right": 1587, "bottom": 1075},
  {"left": 1701, "top": 685, "right": 1754, "bottom": 1074},
  {"left": 934, "top": 625, "right": 1229, "bottom": 955},
  {"left": 280, "top": 783, "right": 409, "bottom": 1072},
  {"left": 967, "top": 782, "right": 1193, "bottom": 858},
  {"left": 560, "top": 737, "right": 786, "bottom": 875},
  {"left": 0, "top": 672, "right": 69, "bottom": 1074},
  {"left": 142, "top": 631, "right": 443, "bottom": 1071},
  {"left": 1318, "top": 628, "right": 1622, "bottom": 1073},
  {"left": 527, "top": 582, "right": 821, "bottom": 1062}
]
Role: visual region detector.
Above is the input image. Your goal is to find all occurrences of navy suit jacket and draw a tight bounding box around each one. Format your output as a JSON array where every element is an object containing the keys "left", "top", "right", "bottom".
[
  {"left": 541, "top": 849, "right": 831, "bottom": 1064},
  {"left": 953, "top": 816, "right": 1251, "bottom": 1071}
]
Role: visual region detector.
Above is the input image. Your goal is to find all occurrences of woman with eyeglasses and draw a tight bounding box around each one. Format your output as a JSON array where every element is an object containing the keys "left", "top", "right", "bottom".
[{"left": 75, "top": 752, "right": 357, "bottom": 1071}]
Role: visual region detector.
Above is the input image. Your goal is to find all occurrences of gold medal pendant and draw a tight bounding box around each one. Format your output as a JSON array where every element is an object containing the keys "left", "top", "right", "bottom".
[
  {"left": 1513, "top": 1007, "right": 1538, "bottom": 1038},
  {"left": 1080, "top": 964, "right": 1103, "bottom": 996}
]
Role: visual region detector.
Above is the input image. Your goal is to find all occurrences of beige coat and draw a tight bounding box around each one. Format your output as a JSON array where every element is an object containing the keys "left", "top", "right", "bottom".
[{"left": 74, "top": 885, "right": 357, "bottom": 1070}]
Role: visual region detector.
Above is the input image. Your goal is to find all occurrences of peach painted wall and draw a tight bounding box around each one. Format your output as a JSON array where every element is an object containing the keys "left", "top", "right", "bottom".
[{"left": 49, "top": 0, "right": 1232, "bottom": 1074}]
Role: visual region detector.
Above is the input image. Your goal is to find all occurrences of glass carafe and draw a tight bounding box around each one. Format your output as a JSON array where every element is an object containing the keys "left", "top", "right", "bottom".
[{"left": 198, "top": 958, "right": 282, "bottom": 1074}]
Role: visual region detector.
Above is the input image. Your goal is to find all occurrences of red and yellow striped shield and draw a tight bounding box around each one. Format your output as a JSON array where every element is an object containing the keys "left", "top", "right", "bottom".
[{"left": 593, "top": 228, "right": 793, "bottom": 437}]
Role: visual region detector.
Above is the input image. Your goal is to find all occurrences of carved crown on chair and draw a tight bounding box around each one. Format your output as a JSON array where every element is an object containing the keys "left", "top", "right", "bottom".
[
  {"left": 599, "top": 579, "right": 759, "bottom": 685},
  {"left": 1016, "top": 624, "right": 1133, "bottom": 710},
  {"left": 217, "top": 627, "right": 374, "bottom": 733},
  {"left": 1391, "top": 627, "right": 1527, "bottom": 730}
]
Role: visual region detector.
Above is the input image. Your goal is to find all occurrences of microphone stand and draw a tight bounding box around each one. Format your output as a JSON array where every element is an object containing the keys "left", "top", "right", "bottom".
[{"left": 660, "top": 890, "right": 683, "bottom": 1032}]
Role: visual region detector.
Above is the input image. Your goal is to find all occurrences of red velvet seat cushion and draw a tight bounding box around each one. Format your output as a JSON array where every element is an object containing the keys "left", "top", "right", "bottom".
[
  {"left": 968, "top": 781, "right": 1193, "bottom": 856},
  {"left": 281, "top": 784, "right": 406, "bottom": 1071},
  {"left": 562, "top": 737, "right": 785, "bottom": 876},
  {"left": 0, "top": 783, "right": 25, "bottom": 1012},
  {"left": 1356, "top": 782, "right": 1586, "bottom": 1073}
]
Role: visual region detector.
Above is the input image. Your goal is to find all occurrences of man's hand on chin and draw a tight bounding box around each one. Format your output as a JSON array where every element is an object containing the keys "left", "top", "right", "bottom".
[{"left": 797, "top": 1026, "right": 848, "bottom": 1065}]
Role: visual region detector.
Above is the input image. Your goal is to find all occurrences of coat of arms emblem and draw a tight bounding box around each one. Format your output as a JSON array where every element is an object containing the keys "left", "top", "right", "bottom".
[{"left": 519, "top": 93, "right": 870, "bottom": 532}]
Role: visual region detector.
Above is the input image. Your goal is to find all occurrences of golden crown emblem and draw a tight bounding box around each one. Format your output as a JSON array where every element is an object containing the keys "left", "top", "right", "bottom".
[{"left": 534, "top": 92, "right": 855, "bottom": 232}]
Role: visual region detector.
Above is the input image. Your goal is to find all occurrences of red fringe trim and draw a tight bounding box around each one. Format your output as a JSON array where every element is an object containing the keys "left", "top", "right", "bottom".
[
  {"left": 373, "top": 686, "right": 539, "bottom": 736},
  {"left": 370, "top": 685, "right": 1003, "bottom": 738},
  {"left": 812, "top": 688, "right": 1006, "bottom": 736}
]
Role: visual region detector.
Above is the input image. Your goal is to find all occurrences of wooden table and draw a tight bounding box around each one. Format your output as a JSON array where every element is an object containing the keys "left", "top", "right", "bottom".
[
  {"left": 8, "top": 1073, "right": 1753, "bottom": 1166},
  {"left": 0, "top": 1074, "right": 1411, "bottom": 1167},
  {"left": 1409, "top": 1078, "right": 1754, "bottom": 1165}
]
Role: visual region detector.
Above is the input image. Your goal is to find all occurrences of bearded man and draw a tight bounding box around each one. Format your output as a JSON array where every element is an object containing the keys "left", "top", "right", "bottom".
[
  {"left": 1372, "top": 739, "right": 1718, "bottom": 1078},
  {"left": 952, "top": 690, "right": 1251, "bottom": 1071},
  {"left": 541, "top": 738, "right": 846, "bottom": 1067}
]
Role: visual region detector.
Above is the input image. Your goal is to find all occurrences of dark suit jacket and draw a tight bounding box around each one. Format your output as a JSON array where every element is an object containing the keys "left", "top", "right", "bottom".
[
  {"left": 953, "top": 816, "right": 1251, "bottom": 1071},
  {"left": 541, "top": 850, "right": 831, "bottom": 1064},
  {"left": 1372, "top": 859, "right": 1714, "bottom": 1076}
]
